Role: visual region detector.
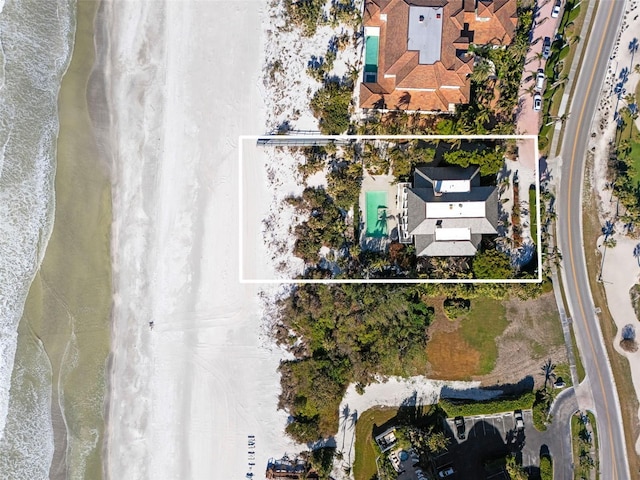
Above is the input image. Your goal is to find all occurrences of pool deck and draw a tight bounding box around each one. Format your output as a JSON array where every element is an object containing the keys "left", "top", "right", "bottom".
[{"left": 359, "top": 173, "right": 399, "bottom": 250}]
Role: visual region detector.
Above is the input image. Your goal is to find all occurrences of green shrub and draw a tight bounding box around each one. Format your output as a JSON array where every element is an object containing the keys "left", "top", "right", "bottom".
[
  {"left": 327, "top": 161, "right": 362, "bottom": 209},
  {"left": 558, "top": 44, "right": 570, "bottom": 60},
  {"left": 310, "top": 447, "right": 336, "bottom": 479},
  {"left": 291, "top": 187, "right": 346, "bottom": 263},
  {"left": 472, "top": 249, "right": 514, "bottom": 279},
  {"left": 443, "top": 298, "right": 471, "bottom": 320},
  {"left": 310, "top": 81, "right": 353, "bottom": 134},
  {"left": 532, "top": 400, "right": 548, "bottom": 431},
  {"left": 568, "top": 4, "right": 581, "bottom": 23},
  {"left": 539, "top": 455, "right": 553, "bottom": 480}
]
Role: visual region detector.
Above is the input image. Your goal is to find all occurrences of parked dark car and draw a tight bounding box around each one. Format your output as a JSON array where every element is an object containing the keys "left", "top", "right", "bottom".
[
  {"left": 454, "top": 416, "right": 466, "bottom": 440},
  {"left": 542, "top": 36, "right": 551, "bottom": 59}
]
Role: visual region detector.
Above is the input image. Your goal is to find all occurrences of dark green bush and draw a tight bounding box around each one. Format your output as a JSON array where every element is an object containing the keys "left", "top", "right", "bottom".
[
  {"left": 443, "top": 298, "right": 471, "bottom": 320},
  {"left": 310, "top": 81, "right": 353, "bottom": 134}
]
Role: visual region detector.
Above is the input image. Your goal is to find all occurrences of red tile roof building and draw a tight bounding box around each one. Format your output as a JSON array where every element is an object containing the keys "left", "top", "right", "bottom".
[{"left": 360, "top": 0, "right": 517, "bottom": 112}]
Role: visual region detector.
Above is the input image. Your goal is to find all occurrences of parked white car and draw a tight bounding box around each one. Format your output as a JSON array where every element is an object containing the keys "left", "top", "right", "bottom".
[{"left": 533, "top": 93, "right": 542, "bottom": 111}]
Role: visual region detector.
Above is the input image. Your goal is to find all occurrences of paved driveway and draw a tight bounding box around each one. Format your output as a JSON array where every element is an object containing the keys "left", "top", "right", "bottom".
[
  {"left": 517, "top": 0, "right": 563, "bottom": 134},
  {"left": 442, "top": 408, "right": 566, "bottom": 479}
]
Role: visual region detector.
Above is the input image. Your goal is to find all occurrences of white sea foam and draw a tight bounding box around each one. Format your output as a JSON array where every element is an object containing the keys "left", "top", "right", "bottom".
[{"left": 0, "top": 0, "right": 75, "bottom": 476}]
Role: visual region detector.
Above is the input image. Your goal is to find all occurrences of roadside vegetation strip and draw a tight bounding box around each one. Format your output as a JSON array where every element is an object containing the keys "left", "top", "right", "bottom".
[
  {"left": 582, "top": 162, "right": 640, "bottom": 474},
  {"left": 529, "top": 186, "right": 538, "bottom": 246},
  {"left": 569, "top": 324, "right": 587, "bottom": 382},
  {"left": 539, "top": 454, "right": 553, "bottom": 480},
  {"left": 552, "top": 264, "right": 587, "bottom": 383},
  {"left": 439, "top": 392, "right": 535, "bottom": 417},
  {"left": 571, "top": 411, "right": 599, "bottom": 480}
]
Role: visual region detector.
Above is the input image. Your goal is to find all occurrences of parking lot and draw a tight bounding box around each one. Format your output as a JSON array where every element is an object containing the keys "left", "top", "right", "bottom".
[{"left": 439, "top": 410, "right": 549, "bottom": 479}]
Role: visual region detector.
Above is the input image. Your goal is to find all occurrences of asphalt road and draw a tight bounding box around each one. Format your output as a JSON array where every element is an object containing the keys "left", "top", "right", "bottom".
[
  {"left": 547, "top": 387, "right": 579, "bottom": 480},
  {"left": 555, "top": 0, "right": 629, "bottom": 478}
]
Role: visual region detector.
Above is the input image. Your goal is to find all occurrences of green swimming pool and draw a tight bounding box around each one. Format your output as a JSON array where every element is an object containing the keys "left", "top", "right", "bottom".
[
  {"left": 364, "top": 35, "right": 379, "bottom": 82},
  {"left": 365, "top": 191, "right": 388, "bottom": 237}
]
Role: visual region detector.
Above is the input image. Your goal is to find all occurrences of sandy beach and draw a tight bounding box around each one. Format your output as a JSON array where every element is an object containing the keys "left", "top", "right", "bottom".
[{"left": 101, "top": 1, "right": 304, "bottom": 478}]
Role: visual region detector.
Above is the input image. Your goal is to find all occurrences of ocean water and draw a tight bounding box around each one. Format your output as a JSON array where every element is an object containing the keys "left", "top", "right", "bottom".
[{"left": 0, "top": 0, "right": 76, "bottom": 478}]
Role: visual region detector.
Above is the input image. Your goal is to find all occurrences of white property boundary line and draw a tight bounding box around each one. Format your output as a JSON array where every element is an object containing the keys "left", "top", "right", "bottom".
[{"left": 238, "top": 134, "right": 542, "bottom": 284}]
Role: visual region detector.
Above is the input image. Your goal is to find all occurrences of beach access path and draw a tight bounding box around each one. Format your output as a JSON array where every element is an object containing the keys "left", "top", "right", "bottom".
[{"left": 102, "top": 2, "right": 301, "bottom": 479}]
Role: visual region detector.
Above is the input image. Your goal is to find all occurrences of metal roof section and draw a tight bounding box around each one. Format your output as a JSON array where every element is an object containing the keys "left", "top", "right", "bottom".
[
  {"left": 434, "top": 179, "right": 471, "bottom": 193},
  {"left": 423, "top": 240, "right": 478, "bottom": 256},
  {"left": 410, "top": 217, "right": 497, "bottom": 235},
  {"left": 434, "top": 227, "right": 471, "bottom": 241},
  {"left": 426, "top": 200, "right": 486, "bottom": 218},
  {"left": 406, "top": 166, "right": 499, "bottom": 256},
  {"left": 407, "top": 6, "right": 443, "bottom": 64}
]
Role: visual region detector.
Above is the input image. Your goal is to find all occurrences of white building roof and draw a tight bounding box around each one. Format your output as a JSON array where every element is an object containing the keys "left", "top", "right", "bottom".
[
  {"left": 407, "top": 6, "right": 443, "bottom": 64},
  {"left": 435, "top": 227, "right": 471, "bottom": 241},
  {"left": 434, "top": 179, "right": 471, "bottom": 193},
  {"left": 426, "top": 201, "right": 486, "bottom": 219}
]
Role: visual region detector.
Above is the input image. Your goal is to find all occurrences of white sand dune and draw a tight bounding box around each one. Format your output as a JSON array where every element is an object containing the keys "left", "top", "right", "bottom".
[{"left": 103, "top": 1, "right": 301, "bottom": 479}]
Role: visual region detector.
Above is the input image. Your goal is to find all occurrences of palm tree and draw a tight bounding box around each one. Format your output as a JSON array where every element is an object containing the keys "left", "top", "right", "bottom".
[
  {"left": 533, "top": 51, "right": 545, "bottom": 67},
  {"left": 629, "top": 37, "right": 639, "bottom": 66},
  {"left": 475, "top": 108, "right": 491, "bottom": 129},
  {"left": 633, "top": 243, "right": 640, "bottom": 266},
  {"left": 471, "top": 58, "right": 493, "bottom": 82},
  {"left": 541, "top": 358, "right": 557, "bottom": 390},
  {"left": 602, "top": 220, "right": 615, "bottom": 240}
]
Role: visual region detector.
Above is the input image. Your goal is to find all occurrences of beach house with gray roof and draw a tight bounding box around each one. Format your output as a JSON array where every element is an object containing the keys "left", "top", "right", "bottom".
[{"left": 398, "top": 165, "right": 499, "bottom": 256}]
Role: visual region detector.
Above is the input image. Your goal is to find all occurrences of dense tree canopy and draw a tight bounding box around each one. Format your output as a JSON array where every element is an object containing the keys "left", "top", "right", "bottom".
[
  {"left": 443, "top": 145, "right": 506, "bottom": 176},
  {"left": 277, "top": 284, "right": 433, "bottom": 441},
  {"left": 289, "top": 187, "right": 346, "bottom": 263}
]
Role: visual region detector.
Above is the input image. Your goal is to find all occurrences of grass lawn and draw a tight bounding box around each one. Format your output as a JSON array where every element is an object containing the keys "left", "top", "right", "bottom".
[
  {"left": 353, "top": 407, "right": 398, "bottom": 480},
  {"left": 459, "top": 298, "right": 508, "bottom": 375},
  {"left": 427, "top": 297, "right": 508, "bottom": 379},
  {"left": 569, "top": 324, "right": 586, "bottom": 382},
  {"left": 629, "top": 141, "right": 640, "bottom": 187}
]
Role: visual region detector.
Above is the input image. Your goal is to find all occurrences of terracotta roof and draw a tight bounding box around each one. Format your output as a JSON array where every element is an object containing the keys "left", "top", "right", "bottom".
[{"left": 360, "top": 0, "right": 517, "bottom": 111}]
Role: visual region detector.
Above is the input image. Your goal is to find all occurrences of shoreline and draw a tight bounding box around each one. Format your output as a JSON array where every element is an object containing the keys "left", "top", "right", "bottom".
[{"left": 17, "top": 0, "right": 113, "bottom": 477}]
